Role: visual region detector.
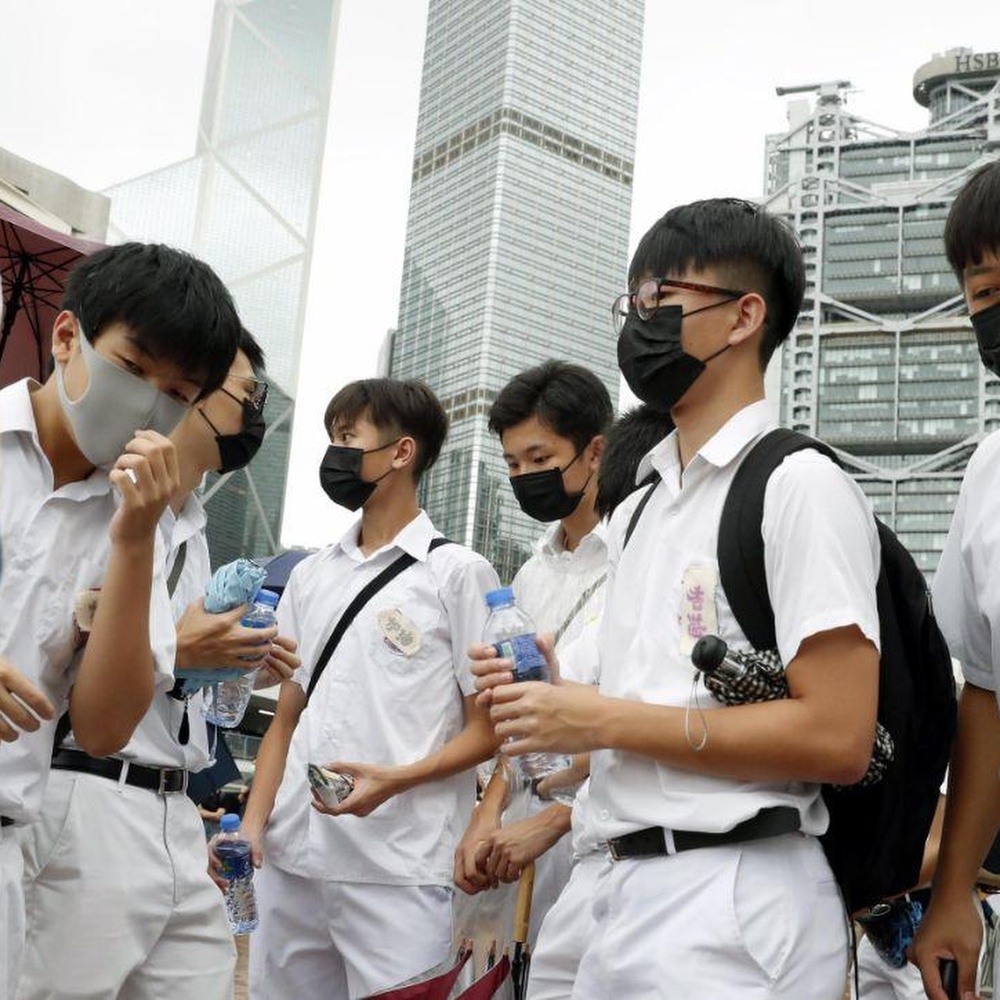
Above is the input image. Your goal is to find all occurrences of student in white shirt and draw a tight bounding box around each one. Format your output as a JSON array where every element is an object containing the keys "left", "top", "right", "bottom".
[
  {"left": 17, "top": 332, "right": 297, "bottom": 1000},
  {"left": 0, "top": 243, "right": 241, "bottom": 1000},
  {"left": 524, "top": 404, "right": 671, "bottom": 1000},
  {"left": 473, "top": 198, "right": 881, "bottom": 1000},
  {"left": 454, "top": 361, "right": 611, "bottom": 943},
  {"left": 912, "top": 161, "right": 1000, "bottom": 1000},
  {"left": 243, "top": 378, "right": 500, "bottom": 1000}
]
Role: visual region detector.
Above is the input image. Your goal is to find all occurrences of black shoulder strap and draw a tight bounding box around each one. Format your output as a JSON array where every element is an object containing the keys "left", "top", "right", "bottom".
[
  {"left": 166, "top": 541, "right": 188, "bottom": 599},
  {"left": 718, "top": 428, "right": 839, "bottom": 650},
  {"left": 623, "top": 472, "right": 662, "bottom": 549},
  {"left": 304, "top": 537, "right": 453, "bottom": 705}
]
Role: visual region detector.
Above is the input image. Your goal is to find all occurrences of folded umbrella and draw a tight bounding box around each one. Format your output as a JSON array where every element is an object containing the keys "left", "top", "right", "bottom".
[
  {"left": 365, "top": 947, "right": 471, "bottom": 1000},
  {"left": 510, "top": 862, "right": 535, "bottom": 1000},
  {"left": 176, "top": 558, "right": 266, "bottom": 694}
]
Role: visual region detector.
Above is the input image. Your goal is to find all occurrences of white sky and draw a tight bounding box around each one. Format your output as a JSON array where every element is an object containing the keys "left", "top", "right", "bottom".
[{"left": 0, "top": 0, "right": 996, "bottom": 548}]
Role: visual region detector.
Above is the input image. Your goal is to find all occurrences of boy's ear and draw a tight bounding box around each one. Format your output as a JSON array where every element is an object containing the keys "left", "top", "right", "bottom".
[
  {"left": 50, "top": 310, "right": 80, "bottom": 365},
  {"left": 392, "top": 435, "right": 418, "bottom": 472},
  {"left": 727, "top": 292, "right": 767, "bottom": 349},
  {"left": 587, "top": 434, "right": 605, "bottom": 469}
]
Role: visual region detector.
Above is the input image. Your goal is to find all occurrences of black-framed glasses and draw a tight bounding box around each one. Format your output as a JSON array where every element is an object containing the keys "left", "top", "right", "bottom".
[
  {"left": 225, "top": 373, "right": 269, "bottom": 413},
  {"left": 610, "top": 278, "right": 746, "bottom": 334}
]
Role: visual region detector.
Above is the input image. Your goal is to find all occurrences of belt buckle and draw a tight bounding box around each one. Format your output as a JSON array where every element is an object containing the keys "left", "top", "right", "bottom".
[
  {"left": 157, "top": 769, "right": 188, "bottom": 795},
  {"left": 607, "top": 837, "right": 623, "bottom": 861}
]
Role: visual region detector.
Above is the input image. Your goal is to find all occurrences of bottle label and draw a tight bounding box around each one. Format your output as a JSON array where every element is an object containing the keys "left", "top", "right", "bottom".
[{"left": 496, "top": 633, "right": 547, "bottom": 680}]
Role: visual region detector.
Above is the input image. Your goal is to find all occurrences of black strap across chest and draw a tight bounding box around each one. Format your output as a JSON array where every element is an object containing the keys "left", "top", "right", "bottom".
[{"left": 304, "top": 537, "right": 454, "bottom": 705}]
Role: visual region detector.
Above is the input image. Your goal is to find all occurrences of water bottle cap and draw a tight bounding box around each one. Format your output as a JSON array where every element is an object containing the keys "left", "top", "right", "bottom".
[
  {"left": 254, "top": 588, "right": 280, "bottom": 608},
  {"left": 485, "top": 586, "right": 515, "bottom": 609},
  {"left": 219, "top": 813, "right": 241, "bottom": 832}
]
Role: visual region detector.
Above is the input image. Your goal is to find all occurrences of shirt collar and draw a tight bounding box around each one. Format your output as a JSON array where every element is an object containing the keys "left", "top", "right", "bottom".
[
  {"left": 0, "top": 378, "right": 111, "bottom": 500},
  {"left": 335, "top": 509, "right": 438, "bottom": 563},
  {"left": 536, "top": 519, "right": 608, "bottom": 557},
  {"left": 636, "top": 399, "right": 776, "bottom": 482},
  {"left": 166, "top": 495, "right": 207, "bottom": 549}
]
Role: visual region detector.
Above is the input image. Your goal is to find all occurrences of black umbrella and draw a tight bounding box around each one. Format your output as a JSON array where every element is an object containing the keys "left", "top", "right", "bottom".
[{"left": 510, "top": 861, "right": 535, "bottom": 1000}]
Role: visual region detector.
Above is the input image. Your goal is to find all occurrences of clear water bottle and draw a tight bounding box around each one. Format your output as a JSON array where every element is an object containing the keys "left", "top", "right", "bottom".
[
  {"left": 482, "top": 587, "right": 577, "bottom": 804},
  {"left": 204, "top": 588, "right": 279, "bottom": 728},
  {"left": 214, "top": 813, "right": 258, "bottom": 934}
]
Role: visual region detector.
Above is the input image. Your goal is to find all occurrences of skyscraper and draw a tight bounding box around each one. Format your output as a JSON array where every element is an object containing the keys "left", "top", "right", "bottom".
[
  {"left": 765, "top": 49, "right": 1000, "bottom": 577},
  {"left": 389, "top": 0, "right": 644, "bottom": 582},
  {"left": 105, "top": 0, "right": 341, "bottom": 566}
]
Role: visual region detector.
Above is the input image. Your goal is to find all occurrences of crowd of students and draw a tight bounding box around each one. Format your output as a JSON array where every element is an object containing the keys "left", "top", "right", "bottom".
[{"left": 0, "top": 161, "right": 999, "bottom": 1000}]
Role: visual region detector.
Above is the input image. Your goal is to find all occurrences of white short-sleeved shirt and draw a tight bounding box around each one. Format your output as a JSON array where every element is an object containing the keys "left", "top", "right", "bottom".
[
  {"left": 62, "top": 496, "right": 214, "bottom": 770},
  {"left": 933, "top": 430, "right": 1000, "bottom": 694},
  {"left": 265, "top": 510, "right": 500, "bottom": 886},
  {"left": 0, "top": 380, "right": 176, "bottom": 823},
  {"left": 512, "top": 522, "right": 608, "bottom": 650},
  {"left": 590, "top": 400, "right": 881, "bottom": 842}
]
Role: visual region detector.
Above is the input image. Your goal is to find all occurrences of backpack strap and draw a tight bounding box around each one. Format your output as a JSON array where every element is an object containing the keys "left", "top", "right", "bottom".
[
  {"left": 304, "top": 537, "right": 454, "bottom": 705},
  {"left": 623, "top": 472, "right": 662, "bottom": 549},
  {"left": 718, "top": 428, "right": 840, "bottom": 651}
]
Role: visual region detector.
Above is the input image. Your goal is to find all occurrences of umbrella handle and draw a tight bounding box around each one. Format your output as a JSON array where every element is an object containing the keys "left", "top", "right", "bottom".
[{"left": 513, "top": 861, "right": 535, "bottom": 944}]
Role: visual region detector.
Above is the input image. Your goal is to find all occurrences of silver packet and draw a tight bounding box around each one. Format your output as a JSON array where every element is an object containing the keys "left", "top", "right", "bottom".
[{"left": 307, "top": 763, "right": 354, "bottom": 807}]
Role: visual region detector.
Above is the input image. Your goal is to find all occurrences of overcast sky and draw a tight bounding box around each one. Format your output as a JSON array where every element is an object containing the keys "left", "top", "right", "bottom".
[{"left": 0, "top": 1, "right": 996, "bottom": 548}]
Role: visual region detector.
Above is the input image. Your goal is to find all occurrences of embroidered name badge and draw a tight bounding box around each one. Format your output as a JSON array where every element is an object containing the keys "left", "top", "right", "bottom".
[
  {"left": 73, "top": 587, "right": 102, "bottom": 649},
  {"left": 377, "top": 607, "right": 422, "bottom": 657},
  {"left": 679, "top": 564, "right": 719, "bottom": 656}
]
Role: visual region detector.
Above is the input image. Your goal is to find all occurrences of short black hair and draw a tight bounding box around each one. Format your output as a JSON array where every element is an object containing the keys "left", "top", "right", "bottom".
[
  {"left": 61, "top": 242, "right": 241, "bottom": 399},
  {"left": 596, "top": 405, "right": 673, "bottom": 519},
  {"left": 323, "top": 378, "right": 448, "bottom": 481},
  {"left": 945, "top": 161, "right": 1000, "bottom": 281},
  {"left": 239, "top": 327, "right": 265, "bottom": 376},
  {"left": 488, "top": 360, "right": 613, "bottom": 452},
  {"left": 628, "top": 198, "right": 806, "bottom": 369}
]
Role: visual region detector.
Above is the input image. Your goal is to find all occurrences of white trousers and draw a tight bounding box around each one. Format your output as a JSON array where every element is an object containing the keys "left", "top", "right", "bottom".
[
  {"left": 572, "top": 833, "right": 849, "bottom": 1000},
  {"left": 1, "top": 826, "right": 24, "bottom": 1000},
  {"left": 17, "top": 769, "right": 235, "bottom": 1000},
  {"left": 249, "top": 862, "right": 453, "bottom": 999},
  {"left": 526, "top": 853, "right": 603, "bottom": 1000},
  {"left": 855, "top": 936, "right": 925, "bottom": 1000}
]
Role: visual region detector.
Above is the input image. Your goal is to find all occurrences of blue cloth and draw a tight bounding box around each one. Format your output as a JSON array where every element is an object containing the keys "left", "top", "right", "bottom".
[{"left": 176, "top": 559, "right": 267, "bottom": 694}]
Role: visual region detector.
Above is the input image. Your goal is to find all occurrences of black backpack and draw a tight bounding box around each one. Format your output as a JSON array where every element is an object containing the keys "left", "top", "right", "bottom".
[{"left": 626, "top": 427, "right": 957, "bottom": 914}]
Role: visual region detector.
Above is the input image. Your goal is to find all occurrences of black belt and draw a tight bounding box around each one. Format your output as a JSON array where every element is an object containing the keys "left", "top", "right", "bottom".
[
  {"left": 52, "top": 749, "right": 189, "bottom": 795},
  {"left": 0, "top": 816, "right": 13, "bottom": 828},
  {"left": 607, "top": 806, "right": 801, "bottom": 860}
]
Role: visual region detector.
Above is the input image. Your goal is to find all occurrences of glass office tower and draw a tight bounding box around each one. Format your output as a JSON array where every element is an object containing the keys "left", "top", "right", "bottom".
[
  {"left": 765, "top": 50, "right": 1000, "bottom": 577},
  {"left": 389, "top": 0, "right": 644, "bottom": 582},
  {"left": 105, "top": 0, "right": 340, "bottom": 566}
]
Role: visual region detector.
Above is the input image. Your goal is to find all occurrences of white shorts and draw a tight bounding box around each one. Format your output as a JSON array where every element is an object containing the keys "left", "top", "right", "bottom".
[
  {"left": 572, "top": 833, "right": 849, "bottom": 1000},
  {"left": 855, "top": 935, "right": 925, "bottom": 1000},
  {"left": 249, "top": 862, "right": 453, "bottom": 999},
  {"left": 527, "top": 853, "right": 604, "bottom": 1000},
  {"left": 1, "top": 825, "right": 24, "bottom": 1000},
  {"left": 17, "top": 768, "right": 235, "bottom": 1000}
]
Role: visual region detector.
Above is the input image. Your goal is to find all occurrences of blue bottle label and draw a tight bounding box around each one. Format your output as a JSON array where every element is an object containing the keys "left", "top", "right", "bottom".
[{"left": 496, "top": 633, "right": 547, "bottom": 680}]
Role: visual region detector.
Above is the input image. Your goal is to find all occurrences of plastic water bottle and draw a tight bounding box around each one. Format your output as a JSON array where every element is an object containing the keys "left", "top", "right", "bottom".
[
  {"left": 214, "top": 813, "right": 258, "bottom": 934},
  {"left": 204, "top": 588, "right": 279, "bottom": 728},
  {"left": 482, "top": 587, "right": 577, "bottom": 804}
]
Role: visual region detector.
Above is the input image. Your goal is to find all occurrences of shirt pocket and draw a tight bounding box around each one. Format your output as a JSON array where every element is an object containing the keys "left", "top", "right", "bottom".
[{"left": 366, "top": 600, "right": 448, "bottom": 694}]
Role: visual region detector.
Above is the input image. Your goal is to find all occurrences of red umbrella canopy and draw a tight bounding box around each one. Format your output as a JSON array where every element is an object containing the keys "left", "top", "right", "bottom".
[{"left": 0, "top": 200, "right": 103, "bottom": 388}]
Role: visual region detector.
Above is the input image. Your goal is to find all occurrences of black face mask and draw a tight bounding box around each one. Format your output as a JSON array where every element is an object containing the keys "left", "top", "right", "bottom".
[
  {"left": 319, "top": 441, "right": 397, "bottom": 512},
  {"left": 617, "top": 300, "right": 736, "bottom": 412},
  {"left": 510, "top": 449, "right": 593, "bottom": 523},
  {"left": 199, "top": 398, "right": 266, "bottom": 474},
  {"left": 972, "top": 300, "right": 1000, "bottom": 376}
]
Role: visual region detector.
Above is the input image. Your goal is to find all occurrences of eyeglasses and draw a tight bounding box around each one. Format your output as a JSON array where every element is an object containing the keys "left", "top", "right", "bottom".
[
  {"left": 226, "top": 373, "right": 269, "bottom": 413},
  {"left": 610, "top": 278, "right": 746, "bottom": 334}
]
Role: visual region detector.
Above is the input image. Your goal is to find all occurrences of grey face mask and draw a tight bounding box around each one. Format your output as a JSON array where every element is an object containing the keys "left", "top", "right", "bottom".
[{"left": 55, "top": 328, "right": 190, "bottom": 467}]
